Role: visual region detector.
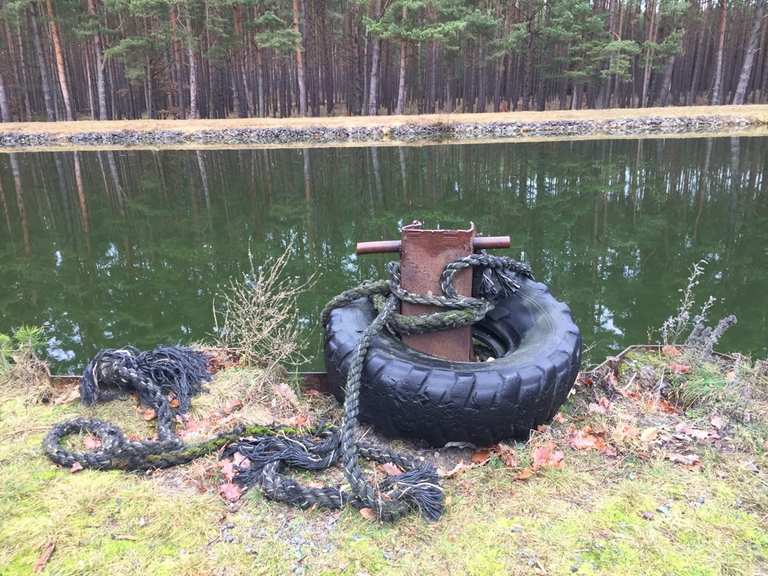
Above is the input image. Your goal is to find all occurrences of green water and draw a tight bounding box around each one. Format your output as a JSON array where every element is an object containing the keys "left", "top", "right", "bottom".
[{"left": 1, "top": 137, "right": 766, "bottom": 373}]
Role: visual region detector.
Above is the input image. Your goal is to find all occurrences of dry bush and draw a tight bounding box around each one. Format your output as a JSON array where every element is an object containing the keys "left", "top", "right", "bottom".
[
  {"left": 0, "top": 326, "right": 52, "bottom": 403},
  {"left": 658, "top": 259, "right": 736, "bottom": 357},
  {"left": 212, "top": 247, "right": 315, "bottom": 396}
]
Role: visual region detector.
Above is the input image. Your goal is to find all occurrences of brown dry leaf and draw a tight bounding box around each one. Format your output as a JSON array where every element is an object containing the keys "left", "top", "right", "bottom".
[
  {"left": 83, "top": 435, "right": 102, "bottom": 450},
  {"left": 221, "top": 400, "right": 244, "bottom": 416},
  {"left": 232, "top": 451, "right": 251, "bottom": 470},
  {"left": 662, "top": 345, "right": 682, "bottom": 357},
  {"left": 612, "top": 423, "right": 640, "bottom": 443},
  {"left": 588, "top": 397, "right": 612, "bottom": 415},
  {"left": 70, "top": 462, "right": 84, "bottom": 473},
  {"left": 142, "top": 408, "right": 157, "bottom": 421},
  {"left": 669, "top": 363, "right": 691, "bottom": 375},
  {"left": 668, "top": 453, "right": 701, "bottom": 466},
  {"left": 379, "top": 462, "right": 403, "bottom": 476},
  {"left": 471, "top": 449, "right": 493, "bottom": 465},
  {"left": 552, "top": 413, "right": 566, "bottom": 424},
  {"left": 497, "top": 444, "right": 518, "bottom": 468},
  {"left": 569, "top": 428, "right": 608, "bottom": 452},
  {"left": 33, "top": 540, "right": 56, "bottom": 573},
  {"left": 438, "top": 462, "right": 467, "bottom": 478},
  {"left": 515, "top": 467, "right": 535, "bottom": 481},
  {"left": 287, "top": 412, "right": 312, "bottom": 428},
  {"left": 218, "top": 482, "right": 243, "bottom": 502},
  {"left": 532, "top": 441, "right": 564, "bottom": 470},
  {"left": 656, "top": 399, "right": 680, "bottom": 415},
  {"left": 274, "top": 383, "right": 300, "bottom": 408},
  {"left": 359, "top": 507, "right": 377, "bottom": 520},
  {"left": 219, "top": 459, "right": 236, "bottom": 482},
  {"left": 169, "top": 396, "right": 180, "bottom": 409}
]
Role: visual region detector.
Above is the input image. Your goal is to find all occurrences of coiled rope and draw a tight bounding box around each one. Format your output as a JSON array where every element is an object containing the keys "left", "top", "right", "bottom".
[{"left": 44, "top": 253, "right": 532, "bottom": 522}]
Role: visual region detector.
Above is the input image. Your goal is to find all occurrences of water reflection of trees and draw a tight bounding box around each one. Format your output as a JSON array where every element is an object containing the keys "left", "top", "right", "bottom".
[{"left": 0, "top": 137, "right": 765, "bottom": 372}]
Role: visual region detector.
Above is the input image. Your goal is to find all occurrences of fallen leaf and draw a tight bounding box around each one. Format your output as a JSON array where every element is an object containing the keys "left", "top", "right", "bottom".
[
  {"left": 379, "top": 462, "right": 403, "bottom": 476},
  {"left": 725, "top": 370, "right": 737, "bottom": 383},
  {"left": 640, "top": 427, "right": 659, "bottom": 444},
  {"left": 33, "top": 540, "right": 55, "bottom": 573},
  {"left": 218, "top": 482, "right": 242, "bottom": 502},
  {"left": 304, "top": 388, "right": 323, "bottom": 397},
  {"left": 70, "top": 462, "right": 84, "bottom": 473},
  {"left": 515, "top": 467, "right": 535, "bottom": 480},
  {"left": 588, "top": 397, "right": 611, "bottom": 414},
  {"left": 219, "top": 459, "right": 236, "bottom": 482},
  {"left": 689, "top": 428, "right": 712, "bottom": 441},
  {"left": 471, "top": 449, "right": 493, "bottom": 465},
  {"left": 668, "top": 453, "right": 701, "bottom": 466},
  {"left": 232, "top": 451, "right": 251, "bottom": 470},
  {"left": 710, "top": 415, "right": 726, "bottom": 430},
  {"left": 438, "top": 462, "right": 467, "bottom": 478},
  {"left": 532, "top": 441, "right": 564, "bottom": 470},
  {"left": 569, "top": 428, "right": 608, "bottom": 452},
  {"left": 612, "top": 423, "right": 639, "bottom": 443},
  {"left": 552, "top": 413, "right": 566, "bottom": 424},
  {"left": 142, "top": 408, "right": 156, "bottom": 421},
  {"left": 221, "top": 400, "right": 244, "bottom": 415},
  {"left": 83, "top": 435, "right": 102, "bottom": 450},
  {"left": 656, "top": 399, "right": 680, "bottom": 415},
  {"left": 662, "top": 345, "right": 682, "bottom": 357},
  {"left": 497, "top": 444, "right": 518, "bottom": 468},
  {"left": 287, "top": 412, "right": 311, "bottom": 428},
  {"left": 169, "top": 396, "right": 180, "bottom": 409},
  {"left": 359, "top": 507, "right": 377, "bottom": 520},
  {"left": 274, "top": 383, "right": 300, "bottom": 407},
  {"left": 669, "top": 363, "right": 691, "bottom": 375}
]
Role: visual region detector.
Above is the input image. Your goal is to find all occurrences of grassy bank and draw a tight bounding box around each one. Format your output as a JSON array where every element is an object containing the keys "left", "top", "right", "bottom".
[
  {"left": 1, "top": 345, "right": 767, "bottom": 576},
  {"left": 0, "top": 105, "right": 766, "bottom": 152}
]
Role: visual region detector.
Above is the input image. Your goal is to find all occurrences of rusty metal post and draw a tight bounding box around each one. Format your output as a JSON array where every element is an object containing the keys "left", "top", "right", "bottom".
[
  {"left": 398, "top": 222, "right": 476, "bottom": 361},
  {"left": 356, "top": 221, "right": 511, "bottom": 362}
]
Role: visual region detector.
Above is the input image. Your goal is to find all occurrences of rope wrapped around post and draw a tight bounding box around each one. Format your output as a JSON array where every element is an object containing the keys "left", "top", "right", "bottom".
[{"left": 43, "top": 253, "right": 533, "bottom": 522}]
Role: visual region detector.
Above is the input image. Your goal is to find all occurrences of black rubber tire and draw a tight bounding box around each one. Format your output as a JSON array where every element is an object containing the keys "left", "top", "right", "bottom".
[{"left": 324, "top": 277, "right": 581, "bottom": 446}]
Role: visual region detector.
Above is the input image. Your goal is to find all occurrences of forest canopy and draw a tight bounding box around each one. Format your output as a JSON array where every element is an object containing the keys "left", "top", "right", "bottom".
[{"left": 0, "top": 0, "right": 765, "bottom": 121}]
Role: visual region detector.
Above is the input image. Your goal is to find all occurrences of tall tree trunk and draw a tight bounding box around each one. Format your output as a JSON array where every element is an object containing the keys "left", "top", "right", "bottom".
[
  {"left": 710, "top": 0, "right": 728, "bottom": 105},
  {"left": 184, "top": 9, "right": 199, "bottom": 118},
  {"left": 12, "top": 23, "right": 33, "bottom": 120},
  {"left": 687, "top": 6, "right": 708, "bottom": 105},
  {"left": 396, "top": 39, "right": 407, "bottom": 114},
  {"left": 0, "top": 71, "right": 9, "bottom": 122},
  {"left": 292, "top": 0, "right": 307, "bottom": 116},
  {"left": 641, "top": 0, "right": 658, "bottom": 107},
  {"left": 46, "top": 0, "right": 73, "bottom": 120},
  {"left": 29, "top": 4, "right": 56, "bottom": 122},
  {"left": 87, "top": 0, "right": 108, "bottom": 119},
  {"left": 658, "top": 55, "right": 676, "bottom": 105},
  {"left": 732, "top": 0, "right": 766, "bottom": 104},
  {"left": 367, "top": 0, "right": 382, "bottom": 115}
]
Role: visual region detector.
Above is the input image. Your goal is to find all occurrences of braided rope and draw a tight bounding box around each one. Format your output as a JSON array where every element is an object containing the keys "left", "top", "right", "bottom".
[{"left": 43, "top": 253, "right": 532, "bottom": 523}]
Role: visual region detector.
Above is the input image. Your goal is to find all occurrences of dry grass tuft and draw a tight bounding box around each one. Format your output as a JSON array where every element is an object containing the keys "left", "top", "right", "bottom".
[{"left": 0, "top": 327, "right": 52, "bottom": 404}]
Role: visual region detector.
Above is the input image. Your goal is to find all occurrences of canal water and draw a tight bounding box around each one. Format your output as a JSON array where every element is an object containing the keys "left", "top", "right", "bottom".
[{"left": 1, "top": 137, "right": 766, "bottom": 373}]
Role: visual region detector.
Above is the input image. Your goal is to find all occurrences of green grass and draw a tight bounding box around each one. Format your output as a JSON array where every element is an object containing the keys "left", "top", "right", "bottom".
[{"left": 2, "top": 357, "right": 768, "bottom": 576}]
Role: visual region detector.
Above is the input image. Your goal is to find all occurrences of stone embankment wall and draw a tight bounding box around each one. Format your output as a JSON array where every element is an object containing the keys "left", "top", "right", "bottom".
[{"left": 0, "top": 114, "right": 762, "bottom": 148}]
